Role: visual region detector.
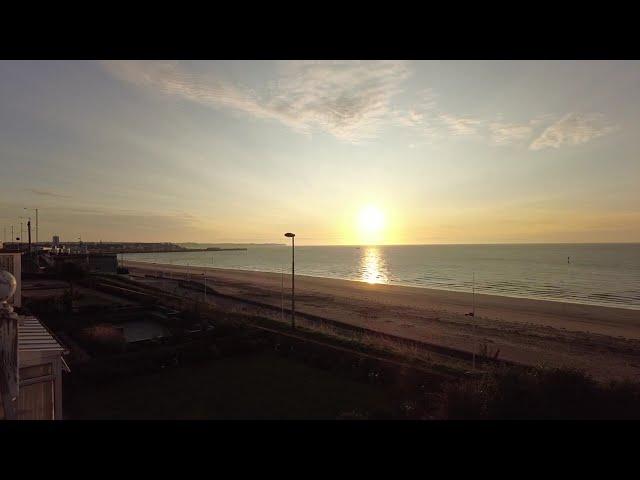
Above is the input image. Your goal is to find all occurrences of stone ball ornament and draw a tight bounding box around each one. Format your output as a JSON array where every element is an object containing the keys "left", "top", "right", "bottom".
[{"left": 0, "top": 270, "right": 17, "bottom": 303}]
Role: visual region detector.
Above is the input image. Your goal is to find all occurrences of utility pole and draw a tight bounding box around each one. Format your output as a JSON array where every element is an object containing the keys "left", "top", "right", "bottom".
[
  {"left": 27, "top": 219, "right": 32, "bottom": 254},
  {"left": 23, "top": 208, "right": 38, "bottom": 244}
]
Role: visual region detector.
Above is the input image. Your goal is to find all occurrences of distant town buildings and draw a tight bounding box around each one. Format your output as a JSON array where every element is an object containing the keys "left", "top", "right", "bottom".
[
  {"left": 1, "top": 240, "right": 192, "bottom": 276},
  {"left": 2, "top": 241, "right": 187, "bottom": 254},
  {"left": 49, "top": 254, "right": 118, "bottom": 274}
]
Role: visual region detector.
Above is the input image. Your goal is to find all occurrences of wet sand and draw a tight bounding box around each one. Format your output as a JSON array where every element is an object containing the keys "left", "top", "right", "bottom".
[{"left": 124, "top": 260, "right": 640, "bottom": 381}]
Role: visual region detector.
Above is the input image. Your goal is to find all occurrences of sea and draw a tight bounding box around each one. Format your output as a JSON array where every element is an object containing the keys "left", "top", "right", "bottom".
[{"left": 124, "top": 243, "right": 640, "bottom": 311}]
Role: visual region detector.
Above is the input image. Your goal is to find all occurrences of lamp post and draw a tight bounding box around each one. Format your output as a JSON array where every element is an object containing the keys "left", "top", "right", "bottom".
[
  {"left": 281, "top": 265, "right": 284, "bottom": 323},
  {"left": 472, "top": 272, "right": 476, "bottom": 317},
  {"left": 284, "top": 232, "right": 295, "bottom": 328},
  {"left": 26, "top": 218, "right": 31, "bottom": 254},
  {"left": 23, "top": 208, "right": 38, "bottom": 244}
]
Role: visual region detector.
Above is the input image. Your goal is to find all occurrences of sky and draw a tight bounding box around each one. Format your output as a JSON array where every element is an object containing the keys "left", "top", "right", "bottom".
[{"left": 1, "top": 60, "right": 639, "bottom": 245}]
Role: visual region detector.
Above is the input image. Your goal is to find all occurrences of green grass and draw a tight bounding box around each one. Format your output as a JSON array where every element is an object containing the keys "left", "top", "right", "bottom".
[{"left": 64, "top": 352, "right": 394, "bottom": 419}]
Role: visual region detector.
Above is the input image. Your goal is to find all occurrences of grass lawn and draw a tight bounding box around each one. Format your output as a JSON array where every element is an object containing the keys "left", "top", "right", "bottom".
[{"left": 64, "top": 352, "right": 394, "bottom": 419}]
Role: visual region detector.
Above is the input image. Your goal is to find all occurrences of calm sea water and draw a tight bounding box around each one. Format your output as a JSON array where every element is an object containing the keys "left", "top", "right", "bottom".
[{"left": 125, "top": 244, "right": 640, "bottom": 310}]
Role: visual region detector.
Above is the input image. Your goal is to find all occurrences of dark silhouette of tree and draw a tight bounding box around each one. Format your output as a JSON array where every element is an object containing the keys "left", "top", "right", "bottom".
[{"left": 57, "top": 262, "right": 87, "bottom": 312}]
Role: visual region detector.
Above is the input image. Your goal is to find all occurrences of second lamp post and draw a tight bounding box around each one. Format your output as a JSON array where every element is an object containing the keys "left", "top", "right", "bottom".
[{"left": 284, "top": 232, "right": 295, "bottom": 328}]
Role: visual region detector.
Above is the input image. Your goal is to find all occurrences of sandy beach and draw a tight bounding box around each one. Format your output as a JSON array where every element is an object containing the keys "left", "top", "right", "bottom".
[{"left": 124, "top": 260, "right": 640, "bottom": 381}]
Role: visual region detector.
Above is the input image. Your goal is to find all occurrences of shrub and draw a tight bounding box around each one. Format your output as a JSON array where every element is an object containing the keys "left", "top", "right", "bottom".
[
  {"left": 23, "top": 295, "right": 64, "bottom": 314},
  {"left": 79, "top": 324, "right": 127, "bottom": 355},
  {"left": 440, "top": 366, "right": 640, "bottom": 420}
]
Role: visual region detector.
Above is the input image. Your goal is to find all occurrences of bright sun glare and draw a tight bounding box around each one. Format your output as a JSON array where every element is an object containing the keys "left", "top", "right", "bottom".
[{"left": 358, "top": 206, "right": 385, "bottom": 236}]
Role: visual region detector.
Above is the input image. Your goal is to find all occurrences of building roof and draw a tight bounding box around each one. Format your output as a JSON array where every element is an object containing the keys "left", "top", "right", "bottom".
[{"left": 18, "top": 317, "right": 67, "bottom": 355}]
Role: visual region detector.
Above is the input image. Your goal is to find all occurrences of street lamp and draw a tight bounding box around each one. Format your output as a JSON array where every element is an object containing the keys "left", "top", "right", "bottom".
[
  {"left": 23, "top": 208, "right": 38, "bottom": 244},
  {"left": 284, "top": 232, "right": 295, "bottom": 328}
]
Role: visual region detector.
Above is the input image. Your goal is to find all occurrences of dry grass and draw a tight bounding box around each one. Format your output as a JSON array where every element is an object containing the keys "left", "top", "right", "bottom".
[
  {"left": 294, "top": 317, "right": 453, "bottom": 368},
  {"left": 440, "top": 365, "right": 640, "bottom": 419},
  {"left": 477, "top": 342, "right": 500, "bottom": 361}
]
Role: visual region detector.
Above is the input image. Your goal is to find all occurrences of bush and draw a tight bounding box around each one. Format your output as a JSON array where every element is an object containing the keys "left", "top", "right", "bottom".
[
  {"left": 79, "top": 324, "right": 127, "bottom": 355},
  {"left": 23, "top": 295, "right": 64, "bottom": 315},
  {"left": 440, "top": 366, "right": 640, "bottom": 420}
]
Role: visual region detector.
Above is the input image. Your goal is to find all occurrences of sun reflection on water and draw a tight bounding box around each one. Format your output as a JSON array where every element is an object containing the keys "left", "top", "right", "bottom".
[{"left": 360, "top": 247, "right": 388, "bottom": 284}]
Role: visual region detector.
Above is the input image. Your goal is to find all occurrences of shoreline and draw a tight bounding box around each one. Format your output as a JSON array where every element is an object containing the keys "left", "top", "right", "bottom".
[
  {"left": 124, "top": 260, "right": 640, "bottom": 381},
  {"left": 122, "top": 258, "right": 640, "bottom": 313},
  {"left": 124, "top": 260, "right": 639, "bottom": 335}
]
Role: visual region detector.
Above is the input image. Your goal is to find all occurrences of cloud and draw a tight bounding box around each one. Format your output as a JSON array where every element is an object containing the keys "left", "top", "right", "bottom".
[
  {"left": 390, "top": 88, "right": 478, "bottom": 140},
  {"left": 439, "top": 113, "right": 482, "bottom": 136},
  {"left": 391, "top": 95, "right": 443, "bottom": 142},
  {"left": 529, "top": 113, "right": 615, "bottom": 150},
  {"left": 489, "top": 122, "right": 534, "bottom": 145},
  {"left": 29, "top": 189, "right": 71, "bottom": 198},
  {"left": 102, "top": 62, "right": 619, "bottom": 151},
  {"left": 391, "top": 88, "right": 437, "bottom": 127},
  {"left": 102, "top": 60, "right": 410, "bottom": 143},
  {"left": 392, "top": 92, "right": 482, "bottom": 140},
  {"left": 394, "top": 109, "right": 425, "bottom": 127}
]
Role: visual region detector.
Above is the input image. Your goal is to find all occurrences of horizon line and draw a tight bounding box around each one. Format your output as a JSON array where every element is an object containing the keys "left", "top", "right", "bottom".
[
  {"left": 21, "top": 240, "right": 638, "bottom": 247},
  {"left": 179, "top": 240, "right": 640, "bottom": 246}
]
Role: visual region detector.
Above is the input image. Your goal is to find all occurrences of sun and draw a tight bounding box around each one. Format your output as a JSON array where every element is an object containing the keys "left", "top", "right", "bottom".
[{"left": 358, "top": 206, "right": 385, "bottom": 238}]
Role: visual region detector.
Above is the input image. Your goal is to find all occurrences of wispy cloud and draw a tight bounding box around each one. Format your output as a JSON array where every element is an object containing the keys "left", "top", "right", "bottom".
[
  {"left": 102, "top": 61, "right": 619, "bottom": 151},
  {"left": 391, "top": 89, "right": 437, "bottom": 126},
  {"left": 29, "top": 188, "right": 71, "bottom": 198},
  {"left": 102, "top": 60, "right": 410, "bottom": 143},
  {"left": 439, "top": 113, "right": 482, "bottom": 136},
  {"left": 393, "top": 89, "right": 482, "bottom": 139},
  {"left": 489, "top": 121, "right": 534, "bottom": 146},
  {"left": 529, "top": 113, "right": 616, "bottom": 151},
  {"left": 394, "top": 109, "right": 425, "bottom": 127}
]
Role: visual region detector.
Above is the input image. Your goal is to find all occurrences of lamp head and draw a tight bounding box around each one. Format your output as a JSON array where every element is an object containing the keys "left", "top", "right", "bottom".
[
  {"left": 0, "top": 270, "right": 17, "bottom": 303},
  {"left": 284, "top": 232, "right": 295, "bottom": 238}
]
